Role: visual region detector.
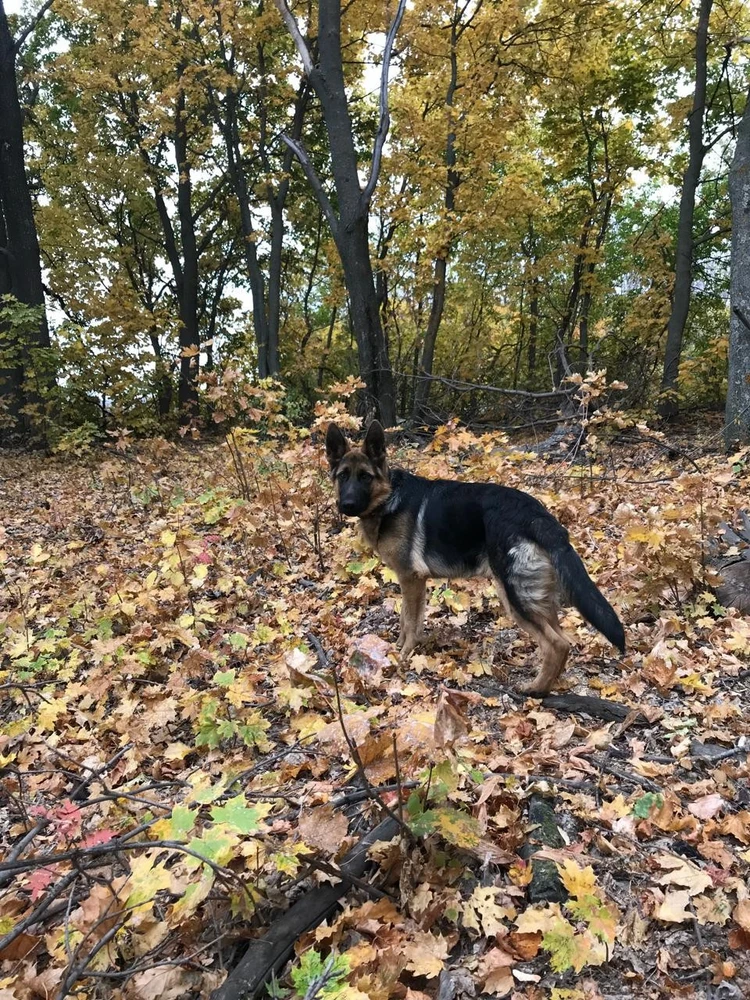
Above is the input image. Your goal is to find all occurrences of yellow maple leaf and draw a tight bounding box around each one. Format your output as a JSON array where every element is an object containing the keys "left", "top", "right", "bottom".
[
  {"left": 557, "top": 859, "right": 598, "bottom": 898},
  {"left": 36, "top": 697, "right": 69, "bottom": 732}
]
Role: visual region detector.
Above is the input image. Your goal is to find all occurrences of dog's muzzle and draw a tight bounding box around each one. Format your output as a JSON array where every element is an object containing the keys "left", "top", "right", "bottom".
[{"left": 338, "top": 501, "right": 361, "bottom": 517}]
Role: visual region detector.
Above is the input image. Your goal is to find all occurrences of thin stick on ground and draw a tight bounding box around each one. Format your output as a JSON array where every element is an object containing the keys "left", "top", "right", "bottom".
[{"left": 329, "top": 657, "right": 411, "bottom": 839}]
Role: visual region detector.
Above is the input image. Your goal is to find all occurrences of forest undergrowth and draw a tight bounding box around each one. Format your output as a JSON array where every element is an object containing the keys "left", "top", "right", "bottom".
[{"left": 1, "top": 416, "right": 750, "bottom": 1000}]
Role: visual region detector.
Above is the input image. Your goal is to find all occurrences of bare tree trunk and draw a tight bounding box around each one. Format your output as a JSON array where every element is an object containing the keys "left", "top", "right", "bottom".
[
  {"left": 527, "top": 274, "right": 539, "bottom": 387},
  {"left": 659, "top": 0, "right": 713, "bottom": 417},
  {"left": 412, "top": 27, "right": 460, "bottom": 421},
  {"left": 273, "top": 0, "right": 402, "bottom": 425},
  {"left": 174, "top": 79, "right": 199, "bottom": 421},
  {"left": 726, "top": 88, "right": 750, "bottom": 449},
  {"left": 0, "top": 0, "right": 53, "bottom": 444}
]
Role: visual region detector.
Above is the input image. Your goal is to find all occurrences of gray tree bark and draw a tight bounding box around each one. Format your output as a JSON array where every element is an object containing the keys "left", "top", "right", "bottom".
[
  {"left": 658, "top": 0, "right": 713, "bottom": 417},
  {"left": 725, "top": 89, "right": 750, "bottom": 449},
  {"left": 273, "top": 0, "right": 402, "bottom": 426}
]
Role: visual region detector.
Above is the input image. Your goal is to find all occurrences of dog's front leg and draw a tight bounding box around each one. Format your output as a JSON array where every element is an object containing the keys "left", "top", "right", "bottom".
[{"left": 396, "top": 574, "right": 426, "bottom": 656}]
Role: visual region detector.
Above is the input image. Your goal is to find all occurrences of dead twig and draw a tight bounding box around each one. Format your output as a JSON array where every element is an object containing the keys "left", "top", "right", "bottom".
[
  {"left": 0, "top": 744, "right": 134, "bottom": 890},
  {"left": 299, "top": 854, "right": 394, "bottom": 901},
  {"left": 329, "top": 658, "right": 411, "bottom": 839},
  {"left": 0, "top": 870, "right": 80, "bottom": 953}
]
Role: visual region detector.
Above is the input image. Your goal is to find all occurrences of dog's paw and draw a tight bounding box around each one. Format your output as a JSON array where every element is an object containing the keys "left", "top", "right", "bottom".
[{"left": 515, "top": 678, "right": 553, "bottom": 698}]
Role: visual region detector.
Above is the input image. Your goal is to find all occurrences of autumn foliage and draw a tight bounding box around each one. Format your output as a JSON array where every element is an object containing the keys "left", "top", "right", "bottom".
[
  {"left": 1, "top": 0, "right": 748, "bottom": 441},
  {"left": 2, "top": 405, "right": 750, "bottom": 997}
]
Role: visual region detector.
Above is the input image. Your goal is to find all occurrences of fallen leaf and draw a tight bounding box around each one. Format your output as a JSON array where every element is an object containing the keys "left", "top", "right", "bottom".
[
  {"left": 299, "top": 804, "right": 349, "bottom": 855},
  {"left": 688, "top": 794, "right": 725, "bottom": 820},
  {"left": 654, "top": 890, "right": 692, "bottom": 924}
]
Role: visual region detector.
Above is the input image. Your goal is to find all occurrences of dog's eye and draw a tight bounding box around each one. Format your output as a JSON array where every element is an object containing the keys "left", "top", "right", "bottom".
[
  {"left": 358, "top": 471, "right": 373, "bottom": 482},
  {"left": 337, "top": 468, "right": 350, "bottom": 481}
]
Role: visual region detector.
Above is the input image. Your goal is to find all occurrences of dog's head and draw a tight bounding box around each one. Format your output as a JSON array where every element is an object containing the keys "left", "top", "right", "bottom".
[{"left": 325, "top": 420, "right": 391, "bottom": 517}]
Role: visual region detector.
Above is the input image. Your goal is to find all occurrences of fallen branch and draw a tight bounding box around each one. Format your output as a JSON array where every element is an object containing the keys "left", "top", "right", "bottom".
[
  {"left": 591, "top": 755, "right": 664, "bottom": 795},
  {"left": 540, "top": 693, "right": 644, "bottom": 723},
  {"left": 0, "top": 744, "right": 134, "bottom": 890},
  {"left": 503, "top": 689, "right": 646, "bottom": 725},
  {"left": 210, "top": 816, "right": 399, "bottom": 1000}
]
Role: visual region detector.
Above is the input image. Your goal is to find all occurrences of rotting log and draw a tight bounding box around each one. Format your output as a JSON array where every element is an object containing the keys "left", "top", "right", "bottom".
[{"left": 211, "top": 816, "right": 399, "bottom": 1000}]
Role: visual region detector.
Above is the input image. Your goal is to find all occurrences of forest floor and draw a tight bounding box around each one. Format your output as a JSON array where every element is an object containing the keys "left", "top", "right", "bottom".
[{"left": 1, "top": 418, "right": 750, "bottom": 1000}]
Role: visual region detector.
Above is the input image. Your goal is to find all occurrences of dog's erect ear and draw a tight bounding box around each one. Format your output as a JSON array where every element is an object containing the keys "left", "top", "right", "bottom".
[
  {"left": 363, "top": 420, "right": 387, "bottom": 470},
  {"left": 326, "top": 423, "right": 349, "bottom": 472}
]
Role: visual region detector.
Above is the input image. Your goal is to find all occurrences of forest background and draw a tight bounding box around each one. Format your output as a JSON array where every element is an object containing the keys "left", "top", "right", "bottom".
[{"left": 1, "top": 0, "right": 750, "bottom": 446}]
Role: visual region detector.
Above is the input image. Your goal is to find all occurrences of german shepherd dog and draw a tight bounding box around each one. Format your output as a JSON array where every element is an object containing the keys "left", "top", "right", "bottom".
[{"left": 326, "top": 420, "right": 625, "bottom": 694}]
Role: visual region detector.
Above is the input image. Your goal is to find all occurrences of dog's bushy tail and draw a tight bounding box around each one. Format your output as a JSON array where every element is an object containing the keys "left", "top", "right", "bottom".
[
  {"left": 529, "top": 517, "right": 625, "bottom": 653},
  {"left": 552, "top": 544, "right": 625, "bottom": 652}
]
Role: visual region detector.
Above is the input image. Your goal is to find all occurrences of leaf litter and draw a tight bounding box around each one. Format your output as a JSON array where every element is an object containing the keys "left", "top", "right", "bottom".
[{"left": 1, "top": 422, "right": 750, "bottom": 999}]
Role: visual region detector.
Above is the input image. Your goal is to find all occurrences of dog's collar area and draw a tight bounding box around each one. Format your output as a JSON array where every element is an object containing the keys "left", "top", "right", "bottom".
[{"left": 381, "top": 488, "right": 400, "bottom": 516}]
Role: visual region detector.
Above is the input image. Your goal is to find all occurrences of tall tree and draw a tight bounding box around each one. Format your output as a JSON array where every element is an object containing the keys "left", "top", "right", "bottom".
[
  {"left": 726, "top": 87, "right": 750, "bottom": 448},
  {"left": 198, "top": 1, "right": 310, "bottom": 379},
  {"left": 46, "top": 0, "right": 233, "bottom": 422},
  {"left": 0, "top": 0, "right": 54, "bottom": 443},
  {"left": 272, "top": 0, "right": 404, "bottom": 426},
  {"left": 409, "top": 2, "right": 465, "bottom": 422},
  {"left": 658, "top": 0, "right": 713, "bottom": 416}
]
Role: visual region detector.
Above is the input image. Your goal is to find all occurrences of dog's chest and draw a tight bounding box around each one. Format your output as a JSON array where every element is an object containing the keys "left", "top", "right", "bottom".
[
  {"left": 359, "top": 513, "right": 411, "bottom": 573},
  {"left": 358, "top": 518, "right": 380, "bottom": 553}
]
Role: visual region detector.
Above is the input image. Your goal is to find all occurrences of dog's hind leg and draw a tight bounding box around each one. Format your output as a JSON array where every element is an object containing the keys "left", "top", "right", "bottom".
[
  {"left": 516, "top": 613, "right": 570, "bottom": 695},
  {"left": 397, "top": 574, "right": 427, "bottom": 656},
  {"left": 493, "top": 575, "right": 570, "bottom": 695}
]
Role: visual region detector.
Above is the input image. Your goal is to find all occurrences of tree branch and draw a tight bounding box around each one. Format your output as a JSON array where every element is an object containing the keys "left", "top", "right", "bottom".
[
  {"left": 278, "top": 133, "right": 339, "bottom": 239},
  {"left": 392, "top": 368, "right": 573, "bottom": 399},
  {"left": 704, "top": 122, "right": 738, "bottom": 152},
  {"left": 360, "top": 0, "right": 407, "bottom": 209},
  {"left": 692, "top": 226, "right": 730, "bottom": 248},
  {"left": 12, "top": 0, "right": 56, "bottom": 55},
  {"left": 271, "top": 0, "right": 314, "bottom": 77}
]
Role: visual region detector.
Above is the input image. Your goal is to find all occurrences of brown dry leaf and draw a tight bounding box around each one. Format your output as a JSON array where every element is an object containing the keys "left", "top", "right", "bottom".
[
  {"left": 721, "top": 811, "right": 750, "bottom": 844},
  {"left": 503, "top": 930, "right": 542, "bottom": 960},
  {"left": 130, "top": 912, "right": 171, "bottom": 955},
  {"left": 316, "top": 713, "right": 372, "bottom": 749},
  {"left": 620, "top": 906, "right": 650, "bottom": 947},
  {"left": 728, "top": 927, "right": 750, "bottom": 951},
  {"left": 655, "top": 854, "right": 713, "bottom": 895},
  {"left": 548, "top": 719, "right": 576, "bottom": 749},
  {"left": 396, "top": 713, "right": 436, "bottom": 753},
  {"left": 654, "top": 890, "right": 692, "bottom": 924},
  {"left": 693, "top": 891, "right": 732, "bottom": 926},
  {"left": 25, "top": 967, "right": 64, "bottom": 998},
  {"left": 434, "top": 687, "right": 470, "bottom": 747},
  {"left": 401, "top": 932, "right": 450, "bottom": 978},
  {"left": 733, "top": 898, "right": 750, "bottom": 932},
  {"left": 698, "top": 839, "right": 736, "bottom": 869},
  {"left": 349, "top": 634, "right": 392, "bottom": 685},
  {"left": 477, "top": 946, "right": 514, "bottom": 997},
  {"left": 0, "top": 932, "right": 40, "bottom": 962},
  {"left": 476, "top": 773, "right": 504, "bottom": 806},
  {"left": 298, "top": 804, "right": 349, "bottom": 855},
  {"left": 125, "top": 967, "right": 196, "bottom": 1000},
  {"left": 464, "top": 839, "right": 517, "bottom": 866},
  {"left": 71, "top": 882, "right": 124, "bottom": 938}
]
